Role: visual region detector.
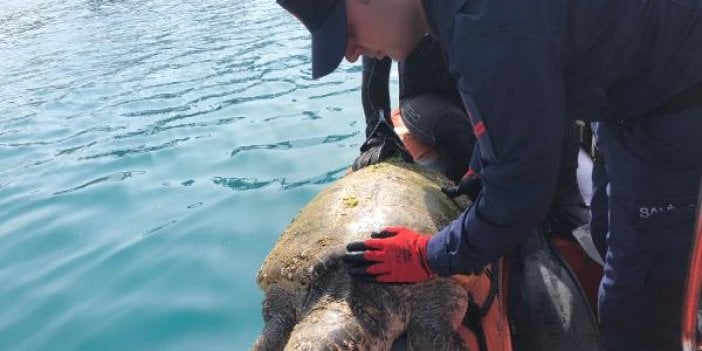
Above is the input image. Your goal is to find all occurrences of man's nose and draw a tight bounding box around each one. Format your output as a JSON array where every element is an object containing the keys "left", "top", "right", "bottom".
[{"left": 345, "top": 39, "right": 361, "bottom": 63}]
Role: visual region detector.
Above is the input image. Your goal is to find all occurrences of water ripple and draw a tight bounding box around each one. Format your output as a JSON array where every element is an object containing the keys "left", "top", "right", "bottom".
[
  {"left": 142, "top": 220, "right": 178, "bottom": 238},
  {"left": 213, "top": 166, "right": 348, "bottom": 192},
  {"left": 0, "top": 0, "right": 364, "bottom": 349},
  {"left": 229, "top": 133, "right": 356, "bottom": 157},
  {"left": 281, "top": 166, "right": 348, "bottom": 189},
  {"left": 79, "top": 137, "right": 190, "bottom": 160},
  {"left": 53, "top": 171, "right": 146, "bottom": 196},
  {"left": 122, "top": 105, "right": 192, "bottom": 118}
]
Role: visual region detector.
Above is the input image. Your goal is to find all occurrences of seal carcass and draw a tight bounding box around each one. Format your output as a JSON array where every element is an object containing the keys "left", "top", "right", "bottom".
[{"left": 253, "top": 161, "right": 473, "bottom": 351}]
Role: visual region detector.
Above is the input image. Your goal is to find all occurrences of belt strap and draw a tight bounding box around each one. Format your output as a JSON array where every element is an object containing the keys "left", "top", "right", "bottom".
[
  {"left": 650, "top": 80, "right": 702, "bottom": 116},
  {"left": 462, "top": 261, "right": 500, "bottom": 351}
]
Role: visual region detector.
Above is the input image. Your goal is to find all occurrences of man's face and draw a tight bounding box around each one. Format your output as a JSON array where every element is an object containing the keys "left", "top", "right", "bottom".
[{"left": 343, "top": 0, "right": 422, "bottom": 63}]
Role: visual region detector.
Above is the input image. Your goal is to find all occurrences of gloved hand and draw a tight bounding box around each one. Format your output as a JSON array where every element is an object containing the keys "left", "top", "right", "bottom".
[
  {"left": 352, "top": 119, "right": 413, "bottom": 171},
  {"left": 441, "top": 171, "right": 482, "bottom": 200},
  {"left": 343, "top": 226, "right": 434, "bottom": 283}
]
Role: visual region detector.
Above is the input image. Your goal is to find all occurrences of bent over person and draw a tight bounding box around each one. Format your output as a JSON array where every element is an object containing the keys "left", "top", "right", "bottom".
[
  {"left": 276, "top": 0, "right": 702, "bottom": 350},
  {"left": 358, "top": 36, "right": 588, "bottom": 234}
]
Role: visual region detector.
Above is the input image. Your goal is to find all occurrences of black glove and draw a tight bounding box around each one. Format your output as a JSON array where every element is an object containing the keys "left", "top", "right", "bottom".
[
  {"left": 352, "top": 119, "right": 413, "bottom": 171},
  {"left": 441, "top": 172, "right": 482, "bottom": 200}
]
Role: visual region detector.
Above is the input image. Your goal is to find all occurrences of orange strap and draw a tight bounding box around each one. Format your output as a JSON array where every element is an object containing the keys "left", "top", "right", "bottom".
[{"left": 453, "top": 259, "right": 513, "bottom": 351}]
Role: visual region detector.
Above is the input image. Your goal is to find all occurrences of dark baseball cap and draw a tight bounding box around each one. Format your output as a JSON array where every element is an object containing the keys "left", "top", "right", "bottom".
[{"left": 277, "top": 0, "right": 347, "bottom": 79}]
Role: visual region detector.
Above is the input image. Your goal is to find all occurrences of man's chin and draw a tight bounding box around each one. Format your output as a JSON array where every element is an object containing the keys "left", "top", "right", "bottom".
[{"left": 391, "top": 53, "right": 405, "bottom": 63}]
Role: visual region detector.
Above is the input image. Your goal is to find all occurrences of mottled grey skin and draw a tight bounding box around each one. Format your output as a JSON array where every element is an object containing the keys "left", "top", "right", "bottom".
[{"left": 253, "top": 161, "right": 473, "bottom": 351}]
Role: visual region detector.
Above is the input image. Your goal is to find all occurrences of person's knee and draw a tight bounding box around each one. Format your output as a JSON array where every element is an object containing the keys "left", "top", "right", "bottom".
[
  {"left": 400, "top": 94, "right": 469, "bottom": 139},
  {"left": 399, "top": 94, "right": 476, "bottom": 181}
]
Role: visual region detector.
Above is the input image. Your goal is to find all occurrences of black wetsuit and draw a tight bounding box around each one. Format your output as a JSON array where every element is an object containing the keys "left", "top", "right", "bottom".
[{"left": 362, "top": 35, "right": 474, "bottom": 183}]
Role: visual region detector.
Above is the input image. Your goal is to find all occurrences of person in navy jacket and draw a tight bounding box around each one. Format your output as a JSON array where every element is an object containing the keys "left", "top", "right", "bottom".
[{"left": 277, "top": 0, "right": 702, "bottom": 349}]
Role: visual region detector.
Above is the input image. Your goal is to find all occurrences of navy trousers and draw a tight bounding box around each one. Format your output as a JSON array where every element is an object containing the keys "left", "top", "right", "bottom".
[
  {"left": 596, "top": 107, "right": 702, "bottom": 351},
  {"left": 591, "top": 123, "right": 610, "bottom": 259}
]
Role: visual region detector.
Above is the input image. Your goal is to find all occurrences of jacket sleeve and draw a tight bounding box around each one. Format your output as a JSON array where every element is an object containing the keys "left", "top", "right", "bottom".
[
  {"left": 361, "top": 56, "right": 393, "bottom": 137},
  {"left": 426, "top": 0, "right": 567, "bottom": 276}
]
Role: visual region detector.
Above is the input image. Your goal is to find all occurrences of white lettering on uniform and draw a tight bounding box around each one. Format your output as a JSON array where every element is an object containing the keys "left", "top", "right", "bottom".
[{"left": 638, "top": 204, "right": 676, "bottom": 219}]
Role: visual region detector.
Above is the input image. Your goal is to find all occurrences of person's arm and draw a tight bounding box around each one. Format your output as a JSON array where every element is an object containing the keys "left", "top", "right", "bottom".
[
  {"left": 426, "top": 2, "right": 567, "bottom": 275},
  {"left": 344, "top": 2, "right": 567, "bottom": 283},
  {"left": 352, "top": 56, "right": 412, "bottom": 171},
  {"left": 361, "top": 56, "right": 392, "bottom": 137}
]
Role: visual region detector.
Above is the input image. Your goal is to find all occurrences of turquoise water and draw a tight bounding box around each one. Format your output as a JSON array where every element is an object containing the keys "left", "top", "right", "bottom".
[{"left": 0, "top": 1, "right": 394, "bottom": 349}]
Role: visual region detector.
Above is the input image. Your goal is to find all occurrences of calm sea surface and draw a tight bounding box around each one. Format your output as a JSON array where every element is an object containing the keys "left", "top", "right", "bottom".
[{"left": 0, "top": 1, "right": 398, "bottom": 349}]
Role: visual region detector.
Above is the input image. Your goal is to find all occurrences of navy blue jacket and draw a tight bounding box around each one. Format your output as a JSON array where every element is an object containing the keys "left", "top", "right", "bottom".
[{"left": 423, "top": 0, "right": 702, "bottom": 275}]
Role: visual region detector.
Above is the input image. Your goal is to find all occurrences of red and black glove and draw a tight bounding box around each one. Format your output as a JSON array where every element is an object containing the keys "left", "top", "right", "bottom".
[{"left": 343, "top": 226, "right": 435, "bottom": 283}]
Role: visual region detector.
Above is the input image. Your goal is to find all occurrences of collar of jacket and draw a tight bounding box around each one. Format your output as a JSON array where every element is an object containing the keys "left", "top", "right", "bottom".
[{"left": 420, "top": 0, "right": 471, "bottom": 50}]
